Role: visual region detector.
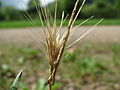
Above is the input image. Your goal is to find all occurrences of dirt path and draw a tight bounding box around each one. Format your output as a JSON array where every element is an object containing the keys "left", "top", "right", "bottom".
[{"left": 0, "top": 26, "right": 120, "bottom": 45}]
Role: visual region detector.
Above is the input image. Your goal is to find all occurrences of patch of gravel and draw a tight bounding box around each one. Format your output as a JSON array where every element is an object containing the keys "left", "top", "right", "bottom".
[{"left": 0, "top": 26, "right": 120, "bottom": 45}]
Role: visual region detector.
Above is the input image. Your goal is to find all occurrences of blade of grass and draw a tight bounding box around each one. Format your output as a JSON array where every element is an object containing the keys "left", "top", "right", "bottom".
[{"left": 10, "top": 70, "right": 23, "bottom": 90}]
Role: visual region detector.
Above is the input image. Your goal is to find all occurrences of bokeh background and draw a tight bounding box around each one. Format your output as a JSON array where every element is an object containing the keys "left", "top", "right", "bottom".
[{"left": 0, "top": 0, "right": 120, "bottom": 90}]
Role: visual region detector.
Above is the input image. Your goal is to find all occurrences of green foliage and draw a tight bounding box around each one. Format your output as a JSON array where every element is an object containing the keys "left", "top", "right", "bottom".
[
  {"left": 35, "top": 78, "right": 48, "bottom": 90},
  {"left": 49, "top": 0, "right": 83, "bottom": 18},
  {"left": 81, "top": 0, "right": 116, "bottom": 18},
  {"left": 0, "top": 19, "right": 120, "bottom": 28},
  {"left": 35, "top": 78, "right": 62, "bottom": 90},
  {"left": 115, "top": 0, "right": 120, "bottom": 18},
  {"left": 0, "top": 0, "right": 119, "bottom": 21},
  {"left": 19, "top": 84, "right": 29, "bottom": 90},
  {"left": 11, "top": 78, "right": 62, "bottom": 90},
  {"left": 27, "top": 0, "right": 41, "bottom": 18},
  {"left": 0, "top": 0, "right": 119, "bottom": 22},
  {"left": 52, "top": 82, "right": 62, "bottom": 90},
  {"left": 28, "top": 0, "right": 40, "bottom": 9},
  {"left": 47, "top": 0, "right": 65, "bottom": 19},
  {"left": 0, "top": 7, "right": 24, "bottom": 21},
  {"left": 109, "top": 43, "right": 120, "bottom": 54},
  {"left": 19, "top": 48, "right": 39, "bottom": 57},
  {"left": 48, "top": 0, "right": 117, "bottom": 19},
  {"left": 64, "top": 50, "right": 80, "bottom": 62},
  {"left": 63, "top": 0, "right": 77, "bottom": 15},
  {"left": 64, "top": 50, "right": 107, "bottom": 77},
  {"left": 76, "top": 57, "right": 106, "bottom": 76},
  {"left": 1, "top": 43, "right": 120, "bottom": 89}
]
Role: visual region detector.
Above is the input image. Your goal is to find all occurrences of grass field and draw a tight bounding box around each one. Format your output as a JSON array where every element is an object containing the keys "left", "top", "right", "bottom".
[
  {"left": 0, "top": 19, "right": 120, "bottom": 28},
  {"left": 0, "top": 42, "right": 120, "bottom": 90}
]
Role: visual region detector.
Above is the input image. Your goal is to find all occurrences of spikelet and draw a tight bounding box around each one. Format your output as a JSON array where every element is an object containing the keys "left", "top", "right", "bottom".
[
  {"left": 33, "top": 0, "right": 103, "bottom": 87},
  {"left": 46, "top": 0, "right": 83, "bottom": 85}
]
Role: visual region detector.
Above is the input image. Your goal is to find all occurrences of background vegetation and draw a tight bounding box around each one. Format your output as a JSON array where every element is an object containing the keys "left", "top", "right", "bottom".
[
  {"left": 1, "top": 42, "right": 120, "bottom": 89},
  {"left": 0, "top": 0, "right": 120, "bottom": 21},
  {"left": 0, "top": 0, "right": 120, "bottom": 28}
]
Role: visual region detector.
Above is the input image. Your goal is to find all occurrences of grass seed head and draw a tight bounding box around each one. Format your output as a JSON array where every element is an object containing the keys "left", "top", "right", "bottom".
[
  {"left": 44, "top": 0, "right": 86, "bottom": 85},
  {"left": 21, "top": 0, "right": 103, "bottom": 88}
]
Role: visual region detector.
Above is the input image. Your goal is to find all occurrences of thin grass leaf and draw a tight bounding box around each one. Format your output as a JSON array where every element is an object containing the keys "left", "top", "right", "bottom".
[{"left": 10, "top": 70, "right": 23, "bottom": 90}]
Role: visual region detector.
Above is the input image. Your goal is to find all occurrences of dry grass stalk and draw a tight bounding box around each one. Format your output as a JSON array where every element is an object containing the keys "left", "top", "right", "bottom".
[
  {"left": 47, "top": 0, "right": 84, "bottom": 87},
  {"left": 17, "top": 0, "right": 103, "bottom": 89},
  {"left": 46, "top": 0, "right": 87, "bottom": 89}
]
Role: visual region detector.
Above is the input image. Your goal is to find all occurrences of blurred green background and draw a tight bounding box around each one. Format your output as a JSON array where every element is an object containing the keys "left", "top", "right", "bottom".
[
  {"left": 0, "top": 0, "right": 120, "bottom": 90},
  {"left": 0, "top": 0, "right": 120, "bottom": 28}
]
